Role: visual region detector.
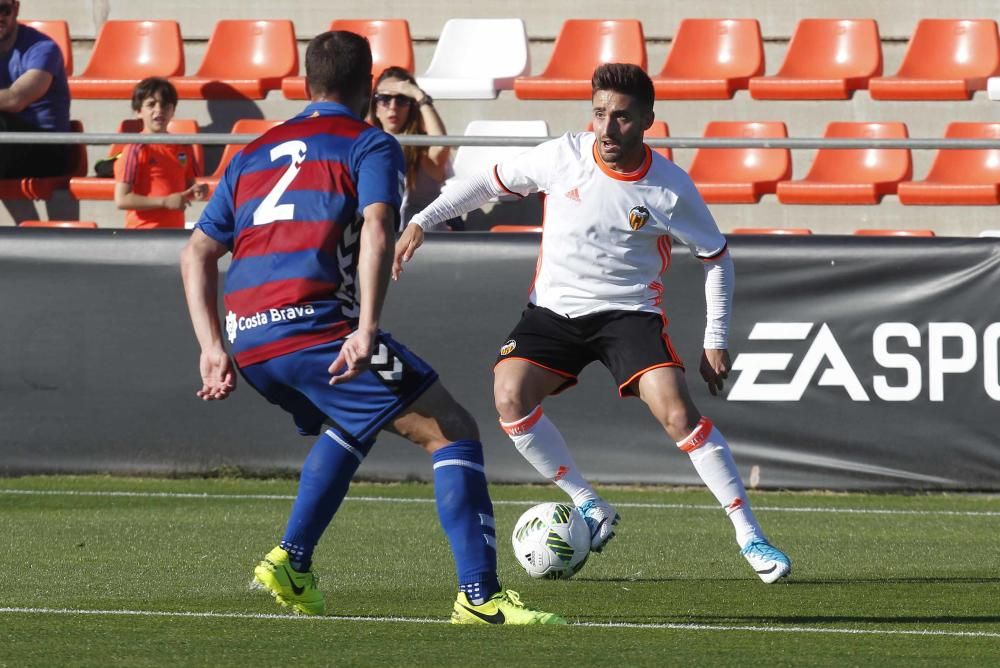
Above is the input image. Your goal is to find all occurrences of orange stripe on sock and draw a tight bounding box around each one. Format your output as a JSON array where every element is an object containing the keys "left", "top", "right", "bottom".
[
  {"left": 500, "top": 406, "right": 544, "bottom": 436},
  {"left": 677, "top": 416, "right": 714, "bottom": 453}
]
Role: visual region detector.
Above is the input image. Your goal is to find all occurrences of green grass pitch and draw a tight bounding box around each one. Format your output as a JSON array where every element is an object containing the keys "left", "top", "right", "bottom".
[{"left": 2, "top": 476, "right": 1000, "bottom": 666}]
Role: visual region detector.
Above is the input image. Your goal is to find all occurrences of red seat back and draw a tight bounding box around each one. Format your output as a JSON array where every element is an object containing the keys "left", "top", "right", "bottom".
[
  {"left": 331, "top": 19, "right": 414, "bottom": 80},
  {"left": 23, "top": 20, "right": 72, "bottom": 74},
  {"left": 80, "top": 20, "right": 184, "bottom": 78}
]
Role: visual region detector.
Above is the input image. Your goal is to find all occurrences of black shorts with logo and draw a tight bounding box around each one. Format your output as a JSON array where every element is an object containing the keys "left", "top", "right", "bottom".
[{"left": 494, "top": 304, "right": 685, "bottom": 397}]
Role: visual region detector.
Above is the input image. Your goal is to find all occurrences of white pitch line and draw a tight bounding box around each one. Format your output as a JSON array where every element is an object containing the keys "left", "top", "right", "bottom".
[
  {"left": 1, "top": 488, "right": 1000, "bottom": 517},
  {"left": 1, "top": 607, "right": 999, "bottom": 639}
]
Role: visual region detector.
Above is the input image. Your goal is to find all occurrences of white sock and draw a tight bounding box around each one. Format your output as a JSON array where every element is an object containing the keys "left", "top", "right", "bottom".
[
  {"left": 679, "top": 417, "right": 764, "bottom": 548},
  {"left": 500, "top": 406, "right": 598, "bottom": 507}
]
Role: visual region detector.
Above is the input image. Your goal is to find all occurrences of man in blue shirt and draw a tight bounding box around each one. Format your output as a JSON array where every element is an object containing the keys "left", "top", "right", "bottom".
[
  {"left": 181, "top": 31, "right": 563, "bottom": 625},
  {"left": 0, "top": 1, "right": 71, "bottom": 178}
]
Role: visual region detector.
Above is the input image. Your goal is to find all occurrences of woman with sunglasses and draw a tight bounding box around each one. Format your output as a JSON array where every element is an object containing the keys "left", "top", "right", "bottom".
[{"left": 368, "top": 66, "right": 462, "bottom": 231}]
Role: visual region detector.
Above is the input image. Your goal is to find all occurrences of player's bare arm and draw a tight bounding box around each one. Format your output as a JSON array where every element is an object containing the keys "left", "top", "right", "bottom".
[
  {"left": 330, "top": 202, "right": 395, "bottom": 385},
  {"left": 180, "top": 229, "right": 236, "bottom": 400}
]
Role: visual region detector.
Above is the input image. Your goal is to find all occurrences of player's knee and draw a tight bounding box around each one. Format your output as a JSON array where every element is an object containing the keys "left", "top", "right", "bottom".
[
  {"left": 442, "top": 401, "right": 480, "bottom": 443},
  {"left": 494, "top": 383, "right": 531, "bottom": 422},
  {"left": 659, "top": 407, "right": 699, "bottom": 442}
]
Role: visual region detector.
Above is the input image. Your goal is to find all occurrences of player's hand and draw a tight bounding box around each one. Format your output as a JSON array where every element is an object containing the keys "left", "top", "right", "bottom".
[
  {"left": 197, "top": 347, "right": 236, "bottom": 400},
  {"left": 328, "top": 327, "right": 377, "bottom": 385},
  {"left": 392, "top": 223, "right": 424, "bottom": 280},
  {"left": 163, "top": 192, "right": 191, "bottom": 210},
  {"left": 700, "top": 348, "right": 731, "bottom": 397}
]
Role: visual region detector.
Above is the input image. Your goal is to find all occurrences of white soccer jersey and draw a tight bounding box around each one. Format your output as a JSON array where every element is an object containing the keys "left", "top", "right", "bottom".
[{"left": 494, "top": 132, "right": 727, "bottom": 318}]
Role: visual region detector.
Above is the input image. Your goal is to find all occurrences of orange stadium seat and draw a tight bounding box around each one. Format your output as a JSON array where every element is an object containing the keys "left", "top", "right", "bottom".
[
  {"left": 869, "top": 19, "right": 1000, "bottom": 100},
  {"left": 776, "top": 122, "right": 911, "bottom": 204},
  {"left": 23, "top": 20, "right": 72, "bottom": 74},
  {"left": 172, "top": 20, "right": 297, "bottom": 100},
  {"left": 514, "top": 19, "right": 646, "bottom": 99},
  {"left": 749, "top": 19, "right": 882, "bottom": 100},
  {"left": 897, "top": 122, "right": 1000, "bottom": 205},
  {"left": 197, "top": 119, "right": 283, "bottom": 194},
  {"left": 69, "top": 119, "right": 202, "bottom": 201},
  {"left": 19, "top": 220, "right": 98, "bottom": 229},
  {"left": 853, "top": 229, "right": 935, "bottom": 236},
  {"left": 69, "top": 20, "right": 184, "bottom": 99},
  {"left": 652, "top": 19, "right": 764, "bottom": 99},
  {"left": 644, "top": 121, "right": 672, "bottom": 161},
  {"left": 730, "top": 228, "right": 813, "bottom": 235},
  {"left": 687, "top": 121, "right": 791, "bottom": 203},
  {"left": 490, "top": 225, "right": 543, "bottom": 233},
  {"left": 283, "top": 19, "right": 413, "bottom": 99},
  {"left": 0, "top": 120, "right": 87, "bottom": 200}
]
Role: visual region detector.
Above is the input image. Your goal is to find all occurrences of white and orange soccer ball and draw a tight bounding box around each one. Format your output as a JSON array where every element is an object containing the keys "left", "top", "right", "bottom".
[{"left": 511, "top": 502, "right": 591, "bottom": 579}]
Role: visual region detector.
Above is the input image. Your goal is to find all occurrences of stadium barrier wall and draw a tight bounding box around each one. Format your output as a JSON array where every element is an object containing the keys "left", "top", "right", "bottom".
[{"left": 1, "top": 229, "right": 998, "bottom": 490}]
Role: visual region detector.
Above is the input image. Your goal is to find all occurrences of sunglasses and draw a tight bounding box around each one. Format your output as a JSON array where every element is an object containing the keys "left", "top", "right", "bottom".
[
  {"left": 0, "top": 4, "right": 15, "bottom": 17},
  {"left": 374, "top": 93, "right": 413, "bottom": 107}
]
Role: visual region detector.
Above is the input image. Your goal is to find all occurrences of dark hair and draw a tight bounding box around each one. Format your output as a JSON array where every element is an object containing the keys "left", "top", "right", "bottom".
[
  {"left": 591, "top": 63, "right": 654, "bottom": 112},
  {"left": 368, "top": 66, "right": 426, "bottom": 190},
  {"left": 305, "top": 31, "right": 373, "bottom": 99},
  {"left": 131, "top": 77, "right": 178, "bottom": 112}
]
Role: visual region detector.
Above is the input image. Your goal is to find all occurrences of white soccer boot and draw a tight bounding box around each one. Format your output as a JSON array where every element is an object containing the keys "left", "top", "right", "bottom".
[{"left": 577, "top": 498, "right": 620, "bottom": 552}]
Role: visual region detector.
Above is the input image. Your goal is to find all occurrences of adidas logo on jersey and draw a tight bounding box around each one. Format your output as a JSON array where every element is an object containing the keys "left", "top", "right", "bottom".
[{"left": 564, "top": 187, "right": 581, "bottom": 202}]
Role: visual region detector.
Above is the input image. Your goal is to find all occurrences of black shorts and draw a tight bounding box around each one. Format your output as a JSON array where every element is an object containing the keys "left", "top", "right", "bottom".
[{"left": 494, "top": 304, "right": 684, "bottom": 397}]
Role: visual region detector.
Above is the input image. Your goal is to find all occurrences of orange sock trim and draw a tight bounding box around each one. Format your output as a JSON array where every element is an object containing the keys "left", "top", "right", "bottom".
[
  {"left": 500, "top": 406, "right": 544, "bottom": 436},
  {"left": 677, "top": 416, "right": 714, "bottom": 453}
]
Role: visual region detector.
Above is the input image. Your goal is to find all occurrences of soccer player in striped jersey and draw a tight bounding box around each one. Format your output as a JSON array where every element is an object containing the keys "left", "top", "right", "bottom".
[
  {"left": 180, "top": 31, "right": 562, "bottom": 624},
  {"left": 394, "top": 63, "right": 791, "bottom": 584}
]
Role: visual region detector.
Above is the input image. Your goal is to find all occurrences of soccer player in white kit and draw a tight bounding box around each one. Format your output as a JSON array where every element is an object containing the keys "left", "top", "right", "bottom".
[{"left": 393, "top": 64, "right": 790, "bottom": 583}]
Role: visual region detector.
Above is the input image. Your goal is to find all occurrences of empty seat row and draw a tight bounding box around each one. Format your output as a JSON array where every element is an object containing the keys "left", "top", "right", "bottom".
[
  {"left": 43, "top": 119, "right": 999, "bottom": 207},
  {"left": 702, "top": 121, "right": 1000, "bottom": 206},
  {"left": 516, "top": 18, "right": 1000, "bottom": 100},
  {"left": 34, "top": 19, "right": 298, "bottom": 99},
  {"left": 454, "top": 120, "right": 1000, "bottom": 205},
  {"left": 25, "top": 17, "right": 1000, "bottom": 101}
]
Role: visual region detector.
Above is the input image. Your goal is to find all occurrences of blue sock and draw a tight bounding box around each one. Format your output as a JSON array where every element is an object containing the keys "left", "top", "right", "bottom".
[
  {"left": 432, "top": 440, "right": 500, "bottom": 604},
  {"left": 280, "top": 429, "right": 365, "bottom": 572}
]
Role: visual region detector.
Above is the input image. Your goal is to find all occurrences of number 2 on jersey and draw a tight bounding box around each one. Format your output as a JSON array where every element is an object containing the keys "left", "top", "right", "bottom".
[{"left": 253, "top": 140, "right": 307, "bottom": 226}]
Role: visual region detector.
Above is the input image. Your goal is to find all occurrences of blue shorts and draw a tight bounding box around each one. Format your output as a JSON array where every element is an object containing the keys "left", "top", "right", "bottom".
[{"left": 239, "top": 331, "right": 438, "bottom": 452}]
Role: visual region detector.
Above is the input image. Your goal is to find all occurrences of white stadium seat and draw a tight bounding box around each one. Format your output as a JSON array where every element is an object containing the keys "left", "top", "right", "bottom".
[
  {"left": 447, "top": 120, "right": 549, "bottom": 200},
  {"left": 989, "top": 76, "right": 1000, "bottom": 100},
  {"left": 417, "top": 18, "right": 530, "bottom": 99}
]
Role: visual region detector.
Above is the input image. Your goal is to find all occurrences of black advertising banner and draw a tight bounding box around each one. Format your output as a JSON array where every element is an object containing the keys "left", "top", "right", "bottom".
[
  {"left": 695, "top": 236, "right": 1000, "bottom": 490},
  {"left": 0, "top": 230, "right": 997, "bottom": 490}
]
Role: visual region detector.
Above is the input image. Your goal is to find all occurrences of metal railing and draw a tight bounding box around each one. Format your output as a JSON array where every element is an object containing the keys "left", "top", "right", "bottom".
[{"left": 2, "top": 131, "right": 1000, "bottom": 150}]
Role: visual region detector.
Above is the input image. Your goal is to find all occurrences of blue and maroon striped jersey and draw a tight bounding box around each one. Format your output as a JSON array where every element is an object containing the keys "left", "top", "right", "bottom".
[{"left": 196, "top": 102, "right": 404, "bottom": 367}]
